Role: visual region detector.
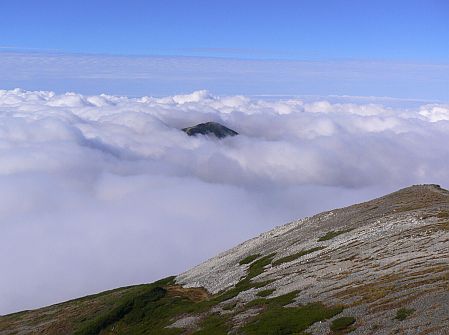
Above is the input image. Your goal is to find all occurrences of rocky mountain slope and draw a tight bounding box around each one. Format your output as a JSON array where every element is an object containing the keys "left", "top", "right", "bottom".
[{"left": 1, "top": 184, "right": 448, "bottom": 335}]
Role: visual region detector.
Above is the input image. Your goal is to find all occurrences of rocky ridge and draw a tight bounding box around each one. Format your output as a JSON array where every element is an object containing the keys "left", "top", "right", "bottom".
[{"left": 176, "top": 184, "right": 449, "bottom": 334}]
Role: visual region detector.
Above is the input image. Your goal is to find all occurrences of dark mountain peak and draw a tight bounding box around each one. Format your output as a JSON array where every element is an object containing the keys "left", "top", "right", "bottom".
[{"left": 182, "top": 122, "right": 238, "bottom": 139}]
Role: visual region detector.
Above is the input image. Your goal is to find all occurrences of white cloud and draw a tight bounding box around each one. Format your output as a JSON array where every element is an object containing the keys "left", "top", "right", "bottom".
[
  {"left": 419, "top": 104, "right": 449, "bottom": 122},
  {"left": 1, "top": 89, "right": 449, "bottom": 314}
]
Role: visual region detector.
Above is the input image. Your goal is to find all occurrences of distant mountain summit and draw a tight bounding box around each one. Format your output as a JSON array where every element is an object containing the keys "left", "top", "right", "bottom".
[
  {"left": 182, "top": 122, "right": 238, "bottom": 139},
  {"left": 1, "top": 184, "right": 448, "bottom": 334}
]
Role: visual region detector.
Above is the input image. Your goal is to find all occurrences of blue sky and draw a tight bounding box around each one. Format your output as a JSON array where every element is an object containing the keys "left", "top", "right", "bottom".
[
  {"left": 2, "top": 0, "right": 448, "bottom": 60},
  {"left": 0, "top": 1, "right": 448, "bottom": 99}
]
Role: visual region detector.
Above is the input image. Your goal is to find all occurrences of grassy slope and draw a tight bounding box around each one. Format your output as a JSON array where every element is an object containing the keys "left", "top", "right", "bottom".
[
  {"left": 0, "top": 283, "right": 165, "bottom": 335},
  {"left": 0, "top": 255, "right": 347, "bottom": 335}
]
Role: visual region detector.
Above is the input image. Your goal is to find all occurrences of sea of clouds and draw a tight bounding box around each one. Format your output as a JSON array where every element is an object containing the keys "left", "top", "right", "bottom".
[{"left": 1, "top": 88, "right": 449, "bottom": 314}]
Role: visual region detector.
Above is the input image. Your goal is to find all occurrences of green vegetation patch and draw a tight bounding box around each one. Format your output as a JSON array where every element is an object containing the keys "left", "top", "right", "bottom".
[
  {"left": 222, "top": 301, "right": 237, "bottom": 310},
  {"left": 318, "top": 229, "right": 352, "bottom": 242},
  {"left": 272, "top": 247, "right": 325, "bottom": 266},
  {"left": 243, "top": 297, "right": 343, "bottom": 335},
  {"left": 240, "top": 254, "right": 261, "bottom": 265},
  {"left": 330, "top": 316, "right": 356, "bottom": 332},
  {"left": 246, "top": 290, "right": 299, "bottom": 309},
  {"left": 74, "top": 276, "right": 213, "bottom": 335},
  {"left": 247, "top": 253, "right": 276, "bottom": 278},
  {"left": 191, "top": 313, "right": 230, "bottom": 335},
  {"left": 394, "top": 308, "right": 415, "bottom": 321},
  {"left": 216, "top": 253, "right": 276, "bottom": 303},
  {"left": 257, "top": 289, "right": 275, "bottom": 297}
]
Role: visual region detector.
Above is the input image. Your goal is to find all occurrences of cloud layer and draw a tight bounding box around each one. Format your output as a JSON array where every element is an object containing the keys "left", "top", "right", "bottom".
[
  {"left": 1, "top": 88, "right": 449, "bottom": 314},
  {"left": 1, "top": 51, "right": 448, "bottom": 100}
]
